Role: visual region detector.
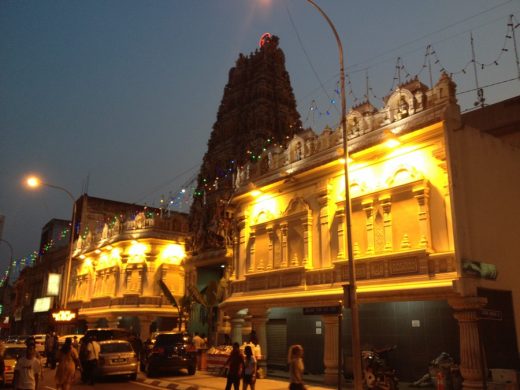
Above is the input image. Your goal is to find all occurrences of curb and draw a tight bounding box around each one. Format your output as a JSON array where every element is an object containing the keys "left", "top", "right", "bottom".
[{"left": 134, "top": 377, "right": 202, "bottom": 390}]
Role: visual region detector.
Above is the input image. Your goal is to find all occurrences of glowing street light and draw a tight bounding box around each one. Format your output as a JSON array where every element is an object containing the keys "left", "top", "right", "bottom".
[
  {"left": 25, "top": 175, "right": 77, "bottom": 308},
  {"left": 304, "top": 2, "right": 363, "bottom": 389}
]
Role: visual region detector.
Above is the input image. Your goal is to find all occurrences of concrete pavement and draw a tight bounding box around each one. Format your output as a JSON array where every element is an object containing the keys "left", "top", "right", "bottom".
[{"left": 134, "top": 370, "right": 340, "bottom": 390}]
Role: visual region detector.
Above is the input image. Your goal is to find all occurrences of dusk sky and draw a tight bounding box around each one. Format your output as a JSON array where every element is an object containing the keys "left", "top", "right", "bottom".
[{"left": 1, "top": 0, "right": 519, "bottom": 277}]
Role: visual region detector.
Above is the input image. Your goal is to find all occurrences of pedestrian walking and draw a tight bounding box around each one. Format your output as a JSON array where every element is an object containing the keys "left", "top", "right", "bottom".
[
  {"left": 55, "top": 338, "right": 79, "bottom": 390},
  {"left": 81, "top": 336, "right": 100, "bottom": 385},
  {"left": 242, "top": 345, "right": 257, "bottom": 390},
  {"left": 192, "top": 332, "right": 205, "bottom": 370},
  {"left": 44, "top": 332, "right": 54, "bottom": 368},
  {"left": 288, "top": 344, "right": 305, "bottom": 390},
  {"left": 224, "top": 342, "right": 244, "bottom": 390},
  {"left": 71, "top": 337, "right": 79, "bottom": 352},
  {"left": 13, "top": 340, "right": 41, "bottom": 390}
]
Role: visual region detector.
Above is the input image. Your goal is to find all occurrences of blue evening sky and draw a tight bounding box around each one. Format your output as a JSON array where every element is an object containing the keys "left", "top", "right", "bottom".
[{"left": 1, "top": 0, "right": 519, "bottom": 275}]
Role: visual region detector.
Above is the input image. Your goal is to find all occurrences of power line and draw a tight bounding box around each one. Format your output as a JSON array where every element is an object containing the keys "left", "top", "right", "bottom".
[{"left": 134, "top": 164, "right": 199, "bottom": 204}]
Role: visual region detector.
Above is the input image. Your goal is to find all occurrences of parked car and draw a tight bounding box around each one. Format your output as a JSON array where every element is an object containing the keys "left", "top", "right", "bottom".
[
  {"left": 5, "top": 335, "right": 30, "bottom": 344},
  {"left": 143, "top": 332, "right": 196, "bottom": 377},
  {"left": 141, "top": 331, "right": 174, "bottom": 369},
  {"left": 97, "top": 340, "right": 138, "bottom": 380},
  {"left": 32, "top": 334, "right": 46, "bottom": 354},
  {"left": 58, "top": 334, "right": 83, "bottom": 347},
  {"left": 83, "top": 328, "right": 133, "bottom": 342},
  {"left": 1, "top": 343, "right": 27, "bottom": 386}
]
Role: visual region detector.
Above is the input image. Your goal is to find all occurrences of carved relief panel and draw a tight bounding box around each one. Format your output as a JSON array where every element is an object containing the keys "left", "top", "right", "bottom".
[{"left": 124, "top": 263, "right": 144, "bottom": 294}]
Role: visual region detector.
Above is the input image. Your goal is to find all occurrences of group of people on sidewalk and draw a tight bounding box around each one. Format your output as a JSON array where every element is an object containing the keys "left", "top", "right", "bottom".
[
  {"left": 223, "top": 343, "right": 306, "bottom": 390},
  {"left": 7, "top": 334, "right": 101, "bottom": 390}
]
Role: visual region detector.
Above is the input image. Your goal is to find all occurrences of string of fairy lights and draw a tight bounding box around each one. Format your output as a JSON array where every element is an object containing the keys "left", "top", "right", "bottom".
[
  {"left": 304, "top": 14, "right": 520, "bottom": 126},
  {"left": 2, "top": 14, "right": 519, "bottom": 287}
]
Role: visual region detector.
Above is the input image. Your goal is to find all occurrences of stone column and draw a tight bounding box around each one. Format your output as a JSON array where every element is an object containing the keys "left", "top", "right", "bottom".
[
  {"left": 249, "top": 307, "right": 270, "bottom": 379},
  {"left": 237, "top": 218, "right": 246, "bottom": 279},
  {"left": 337, "top": 209, "right": 345, "bottom": 260},
  {"left": 380, "top": 195, "right": 393, "bottom": 251},
  {"left": 218, "top": 313, "right": 231, "bottom": 341},
  {"left": 86, "top": 317, "right": 100, "bottom": 330},
  {"left": 107, "top": 317, "right": 120, "bottom": 329},
  {"left": 140, "top": 316, "right": 154, "bottom": 341},
  {"left": 413, "top": 185, "right": 431, "bottom": 249},
  {"left": 322, "top": 314, "right": 340, "bottom": 386},
  {"left": 449, "top": 296, "right": 487, "bottom": 390},
  {"left": 363, "top": 199, "right": 375, "bottom": 255},
  {"left": 230, "top": 314, "right": 245, "bottom": 345}
]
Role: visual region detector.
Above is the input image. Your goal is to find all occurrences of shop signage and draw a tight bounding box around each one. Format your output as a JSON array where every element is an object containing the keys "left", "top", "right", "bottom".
[
  {"left": 479, "top": 308, "right": 502, "bottom": 321},
  {"left": 303, "top": 306, "right": 341, "bottom": 315},
  {"left": 46, "top": 273, "right": 61, "bottom": 296},
  {"left": 33, "top": 297, "right": 53, "bottom": 313},
  {"left": 52, "top": 309, "right": 78, "bottom": 322}
]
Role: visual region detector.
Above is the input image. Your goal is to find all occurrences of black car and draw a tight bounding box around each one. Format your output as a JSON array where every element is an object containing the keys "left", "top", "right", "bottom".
[
  {"left": 143, "top": 332, "right": 196, "bottom": 377},
  {"left": 83, "top": 328, "right": 134, "bottom": 342}
]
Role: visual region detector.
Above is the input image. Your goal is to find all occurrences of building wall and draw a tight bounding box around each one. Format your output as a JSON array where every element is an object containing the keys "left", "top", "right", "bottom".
[{"left": 447, "top": 122, "right": 520, "bottom": 355}]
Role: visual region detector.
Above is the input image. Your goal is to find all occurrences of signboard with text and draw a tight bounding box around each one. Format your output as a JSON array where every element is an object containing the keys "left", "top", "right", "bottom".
[
  {"left": 303, "top": 306, "right": 342, "bottom": 315},
  {"left": 52, "top": 309, "right": 78, "bottom": 323}
]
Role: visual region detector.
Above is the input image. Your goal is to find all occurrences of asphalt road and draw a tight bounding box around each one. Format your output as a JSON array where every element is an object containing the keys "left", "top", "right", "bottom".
[{"left": 37, "top": 367, "right": 320, "bottom": 390}]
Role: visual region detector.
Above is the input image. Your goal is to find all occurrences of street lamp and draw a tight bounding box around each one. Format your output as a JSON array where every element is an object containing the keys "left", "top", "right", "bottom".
[
  {"left": 0, "top": 239, "right": 14, "bottom": 287},
  {"left": 25, "top": 175, "right": 77, "bottom": 309},
  {"left": 0, "top": 238, "right": 14, "bottom": 314},
  {"left": 304, "top": 2, "right": 363, "bottom": 389}
]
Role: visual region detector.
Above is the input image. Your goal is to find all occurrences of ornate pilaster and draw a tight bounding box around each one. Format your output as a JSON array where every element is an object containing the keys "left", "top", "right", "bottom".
[
  {"left": 118, "top": 259, "right": 126, "bottom": 296},
  {"left": 337, "top": 209, "right": 345, "bottom": 260},
  {"left": 322, "top": 314, "right": 340, "bottom": 386},
  {"left": 266, "top": 225, "right": 274, "bottom": 270},
  {"left": 248, "top": 230, "right": 256, "bottom": 273},
  {"left": 280, "top": 223, "right": 289, "bottom": 267},
  {"left": 238, "top": 217, "right": 246, "bottom": 279},
  {"left": 413, "top": 185, "right": 431, "bottom": 249},
  {"left": 449, "top": 296, "right": 487, "bottom": 390},
  {"left": 232, "top": 234, "right": 239, "bottom": 279},
  {"left": 302, "top": 213, "right": 313, "bottom": 269},
  {"left": 380, "top": 195, "right": 393, "bottom": 252},
  {"left": 318, "top": 192, "right": 331, "bottom": 267},
  {"left": 363, "top": 199, "right": 375, "bottom": 255}
]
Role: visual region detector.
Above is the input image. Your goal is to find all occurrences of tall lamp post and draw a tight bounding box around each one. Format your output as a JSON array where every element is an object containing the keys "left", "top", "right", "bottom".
[
  {"left": 0, "top": 238, "right": 14, "bottom": 313},
  {"left": 26, "top": 176, "right": 77, "bottom": 309},
  {"left": 304, "top": 2, "right": 363, "bottom": 389}
]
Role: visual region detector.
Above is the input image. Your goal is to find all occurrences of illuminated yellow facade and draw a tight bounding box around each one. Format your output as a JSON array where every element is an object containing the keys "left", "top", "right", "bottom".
[
  {"left": 220, "top": 76, "right": 520, "bottom": 387},
  {"left": 67, "top": 196, "right": 189, "bottom": 339}
]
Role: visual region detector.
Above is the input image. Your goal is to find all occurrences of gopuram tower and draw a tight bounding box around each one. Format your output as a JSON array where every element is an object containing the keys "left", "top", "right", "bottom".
[{"left": 189, "top": 35, "right": 302, "bottom": 262}]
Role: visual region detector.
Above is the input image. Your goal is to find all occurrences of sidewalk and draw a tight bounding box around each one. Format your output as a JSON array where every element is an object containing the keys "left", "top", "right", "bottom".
[{"left": 135, "top": 370, "right": 340, "bottom": 390}]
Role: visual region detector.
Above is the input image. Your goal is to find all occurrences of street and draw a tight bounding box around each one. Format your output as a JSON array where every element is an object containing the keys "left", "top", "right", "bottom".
[{"left": 37, "top": 367, "right": 332, "bottom": 390}]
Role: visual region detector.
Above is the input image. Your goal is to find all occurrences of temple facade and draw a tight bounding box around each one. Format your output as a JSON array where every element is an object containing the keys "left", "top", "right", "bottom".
[
  {"left": 218, "top": 75, "right": 520, "bottom": 386},
  {"left": 67, "top": 195, "right": 190, "bottom": 340}
]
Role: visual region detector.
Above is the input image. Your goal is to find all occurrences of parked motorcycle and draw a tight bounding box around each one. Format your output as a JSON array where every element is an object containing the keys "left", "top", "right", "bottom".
[
  {"left": 411, "top": 352, "right": 462, "bottom": 390},
  {"left": 362, "top": 345, "right": 399, "bottom": 390}
]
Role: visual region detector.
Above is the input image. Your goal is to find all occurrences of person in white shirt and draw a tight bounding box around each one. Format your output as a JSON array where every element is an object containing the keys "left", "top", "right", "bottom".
[
  {"left": 13, "top": 342, "right": 41, "bottom": 390},
  {"left": 192, "top": 333, "right": 205, "bottom": 369},
  {"left": 83, "top": 336, "right": 100, "bottom": 385}
]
